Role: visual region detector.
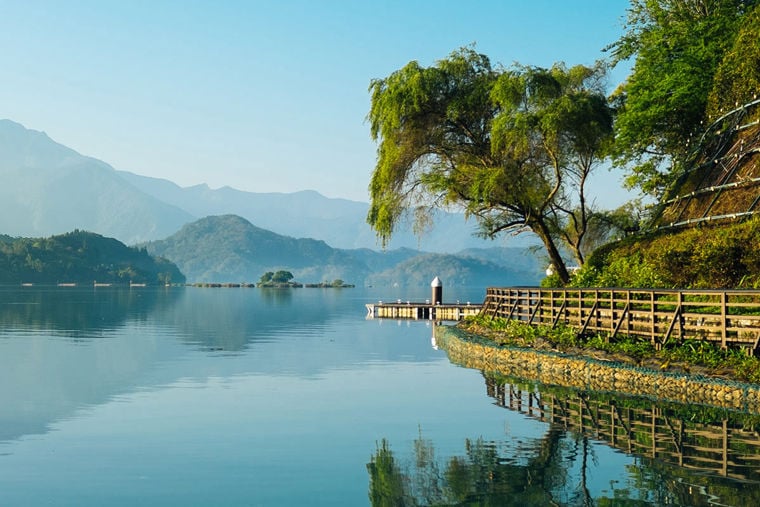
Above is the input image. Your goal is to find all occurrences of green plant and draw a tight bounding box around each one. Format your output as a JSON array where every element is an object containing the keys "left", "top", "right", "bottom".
[{"left": 462, "top": 316, "right": 760, "bottom": 383}]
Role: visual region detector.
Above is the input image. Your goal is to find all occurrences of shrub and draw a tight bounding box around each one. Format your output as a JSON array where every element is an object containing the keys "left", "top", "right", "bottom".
[{"left": 575, "top": 217, "right": 760, "bottom": 289}]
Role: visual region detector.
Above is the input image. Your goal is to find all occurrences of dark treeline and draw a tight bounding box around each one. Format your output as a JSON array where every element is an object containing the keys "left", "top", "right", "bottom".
[{"left": 0, "top": 230, "right": 184, "bottom": 285}]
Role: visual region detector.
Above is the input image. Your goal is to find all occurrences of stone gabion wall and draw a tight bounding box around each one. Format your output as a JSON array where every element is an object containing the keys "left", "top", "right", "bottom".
[{"left": 435, "top": 325, "right": 760, "bottom": 414}]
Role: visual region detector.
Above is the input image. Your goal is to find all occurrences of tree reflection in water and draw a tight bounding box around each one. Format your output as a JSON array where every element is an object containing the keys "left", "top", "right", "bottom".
[
  {"left": 368, "top": 428, "right": 576, "bottom": 506},
  {"left": 367, "top": 373, "right": 760, "bottom": 506}
]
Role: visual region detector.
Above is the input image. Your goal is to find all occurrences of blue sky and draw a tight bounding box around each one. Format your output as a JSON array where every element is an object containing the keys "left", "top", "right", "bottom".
[{"left": 0, "top": 0, "right": 633, "bottom": 205}]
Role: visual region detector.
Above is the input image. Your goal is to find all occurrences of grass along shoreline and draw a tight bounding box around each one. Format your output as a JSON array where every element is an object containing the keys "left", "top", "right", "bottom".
[{"left": 458, "top": 315, "right": 760, "bottom": 384}]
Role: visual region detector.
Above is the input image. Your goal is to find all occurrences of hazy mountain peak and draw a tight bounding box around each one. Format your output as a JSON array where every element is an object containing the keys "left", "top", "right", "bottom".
[
  {"left": 0, "top": 119, "right": 194, "bottom": 243},
  {"left": 0, "top": 118, "right": 537, "bottom": 252},
  {"left": 0, "top": 119, "right": 85, "bottom": 171},
  {"left": 142, "top": 214, "right": 542, "bottom": 285}
]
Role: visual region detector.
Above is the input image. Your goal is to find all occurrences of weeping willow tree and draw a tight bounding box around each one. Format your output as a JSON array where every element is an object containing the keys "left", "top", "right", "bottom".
[{"left": 366, "top": 47, "right": 614, "bottom": 284}]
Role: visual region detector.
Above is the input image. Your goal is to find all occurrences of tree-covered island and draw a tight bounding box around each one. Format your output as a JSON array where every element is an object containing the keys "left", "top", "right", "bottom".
[
  {"left": 256, "top": 270, "right": 354, "bottom": 288},
  {"left": 366, "top": 0, "right": 760, "bottom": 380}
]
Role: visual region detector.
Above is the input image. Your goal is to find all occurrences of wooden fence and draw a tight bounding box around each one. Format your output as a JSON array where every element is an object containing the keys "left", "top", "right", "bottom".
[{"left": 481, "top": 287, "right": 760, "bottom": 353}]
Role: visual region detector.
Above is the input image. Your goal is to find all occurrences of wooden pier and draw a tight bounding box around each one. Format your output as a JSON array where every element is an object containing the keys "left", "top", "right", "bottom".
[{"left": 366, "top": 301, "right": 481, "bottom": 321}]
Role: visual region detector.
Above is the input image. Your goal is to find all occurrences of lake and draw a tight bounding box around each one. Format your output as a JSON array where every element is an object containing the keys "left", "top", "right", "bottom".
[{"left": 1, "top": 285, "right": 760, "bottom": 506}]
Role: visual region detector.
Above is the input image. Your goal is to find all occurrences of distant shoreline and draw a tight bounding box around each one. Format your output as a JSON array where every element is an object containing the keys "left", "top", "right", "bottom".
[
  {"left": 10, "top": 282, "right": 355, "bottom": 288},
  {"left": 192, "top": 282, "right": 355, "bottom": 288}
]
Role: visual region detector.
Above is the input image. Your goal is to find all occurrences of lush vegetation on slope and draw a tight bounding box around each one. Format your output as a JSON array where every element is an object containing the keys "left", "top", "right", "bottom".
[
  {"left": 544, "top": 1, "right": 760, "bottom": 289},
  {"left": 706, "top": 3, "right": 760, "bottom": 117},
  {"left": 608, "top": 0, "right": 757, "bottom": 198},
  {"left": 562, "top": 218, "right": 760, "bottom": 289},
  {"left": 0, "top": 230, "right": 185, "bottom": 285}
]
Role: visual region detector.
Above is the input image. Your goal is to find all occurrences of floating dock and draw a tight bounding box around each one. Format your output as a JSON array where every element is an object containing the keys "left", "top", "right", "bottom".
[{"left": 365, "top": 301, "right": 481, "bottom": 321}]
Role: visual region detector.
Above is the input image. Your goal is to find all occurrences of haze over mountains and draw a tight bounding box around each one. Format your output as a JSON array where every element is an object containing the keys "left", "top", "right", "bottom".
[
  {"left": 0, "top": 119, "right": 532, "bottom": 252},
  {"left": 0, "top": 119, "right": 544, "bottom": 285},
  {"left": 143, "top": 214, "right": 541, "bottom": 285},
  {"left": 0, "top": 120, "right": 193, "bottom": 243}
]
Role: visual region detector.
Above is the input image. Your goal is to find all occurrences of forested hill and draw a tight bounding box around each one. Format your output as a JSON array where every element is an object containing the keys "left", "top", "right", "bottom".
[
  {"left": 142, "top": 214, "right": 543, "bottom": 285},
  {"left": 0, "top": 230, "right": 185, "bottom": 285},
  {"left": 142, "top": 214, "right": 369, "bottom": 283}
]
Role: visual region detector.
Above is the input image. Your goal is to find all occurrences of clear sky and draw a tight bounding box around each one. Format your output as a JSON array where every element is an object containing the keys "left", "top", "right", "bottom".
[{"left": 0, "top": 0, "right": 633, "bottom": 206}]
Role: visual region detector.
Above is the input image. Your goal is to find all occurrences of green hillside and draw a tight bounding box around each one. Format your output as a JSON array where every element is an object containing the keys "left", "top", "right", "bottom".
[
  {"left": 143, "top": 214, "right": 369, "bottom": 283},
  {"left": 142, "top": 214, "right": 543, "bottom": 286},
  {"left": 0, "top": 230, "right": 184, "bottom": 284},
  {"left": 549, "top": 2, "right": 760, "bottom": 289},
  {"left": 569, "top": 218, "right": 760, "bottom": 289}
]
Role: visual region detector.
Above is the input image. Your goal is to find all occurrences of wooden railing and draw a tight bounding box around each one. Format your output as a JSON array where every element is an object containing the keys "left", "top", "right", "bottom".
[{"left": 481, "top": 287, "right": 760, "bottom": 353}]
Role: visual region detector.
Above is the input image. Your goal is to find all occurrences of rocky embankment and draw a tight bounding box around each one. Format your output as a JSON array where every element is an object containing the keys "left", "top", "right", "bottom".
[{"left": 435, "top": 325, "right": 760, "bottom": 413}]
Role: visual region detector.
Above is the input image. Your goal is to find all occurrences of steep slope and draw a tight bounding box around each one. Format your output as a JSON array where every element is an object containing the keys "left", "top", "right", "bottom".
[{"left": 0, "top": 120, "right": 194, "bottom": 243}]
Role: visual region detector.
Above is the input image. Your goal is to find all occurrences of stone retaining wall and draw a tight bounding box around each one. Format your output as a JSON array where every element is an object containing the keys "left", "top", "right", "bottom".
[{"left": 435, "top": 325, "right": 760, "bottom": 414}]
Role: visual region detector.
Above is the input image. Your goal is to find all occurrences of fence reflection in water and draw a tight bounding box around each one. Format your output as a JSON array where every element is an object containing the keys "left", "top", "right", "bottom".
[{"left": 485, "top": 374, "right": 760, "bottom": 484}]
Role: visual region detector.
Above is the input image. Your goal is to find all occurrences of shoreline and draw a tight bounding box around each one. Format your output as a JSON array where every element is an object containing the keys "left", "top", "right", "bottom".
[{"left": 434, "top": 325, "right": 760, "bottom": 414}]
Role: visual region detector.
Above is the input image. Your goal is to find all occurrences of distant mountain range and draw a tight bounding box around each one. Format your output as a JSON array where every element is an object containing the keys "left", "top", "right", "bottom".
[
  {"left": 0, "top": 119, "right": 545, "bottom": 286},
  {"left": 0, "top": 120, "right": 193, "bottom": 244},
  {"left": 143, "top": 215, "right": 542, "bottom": 286},
  {"left": 0, "top": 119, "right": 535, "bottom": 251}
]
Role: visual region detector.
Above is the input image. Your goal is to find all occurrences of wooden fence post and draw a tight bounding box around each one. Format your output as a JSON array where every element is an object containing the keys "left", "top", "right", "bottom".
[
  {"left": 721, "top": 291, "right": 727, "bottom": 349},
  {"left": 650, "top": 292, "right": 656, "bottom": 347}
]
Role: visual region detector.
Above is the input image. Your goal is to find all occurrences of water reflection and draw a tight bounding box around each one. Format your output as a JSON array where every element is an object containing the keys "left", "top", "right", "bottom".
[
  {"left": 149, "top": 287, "right": 334, "bottom": 352},
  {"left": 0, "top": 285, "right": 348, "bottom": 350},
  {"left": 0, "top": 285, "right": 180, "bottom": 338},
  {"left": 5, "top": 285, "right": 760, "bottom": 505},
  {"left": 484, "top": 374, "right": 760, "bottom": 486},
  {"left": 368, "top": 372, "right": 760, "bottom": 506},
  {"left": 368, "top": 429, "right": 575, "bottom": 506},
  {"left": 258, "top": 287, "right": 294, "bottom": 304},
  {"left": 0, "top": 287, "right": 442, "bottom": 446}
]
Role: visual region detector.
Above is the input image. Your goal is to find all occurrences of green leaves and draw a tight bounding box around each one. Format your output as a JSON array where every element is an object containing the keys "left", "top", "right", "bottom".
[
  {"left": 609, "top": 0, "right": 755, "bottom": 198},
  {"left": 366, "top": 48, "right": 615, "bottom": 282},
  {"left": 707, "top": 3, "right": 760, "bottom": 116},
  {"left": 367, "top": 47, "right": 498, "bottom": 248}
]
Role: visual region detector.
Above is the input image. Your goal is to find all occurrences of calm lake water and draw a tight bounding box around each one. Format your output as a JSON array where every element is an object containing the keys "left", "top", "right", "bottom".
[{"left": 1, "top": 286, "right": 760, "bottom": 506}]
